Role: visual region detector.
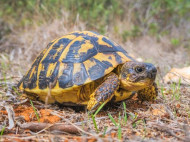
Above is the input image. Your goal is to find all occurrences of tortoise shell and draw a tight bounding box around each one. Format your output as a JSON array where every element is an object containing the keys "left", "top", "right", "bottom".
[{"left": 18, "top": 31, "right": 133, "bottom": 92}]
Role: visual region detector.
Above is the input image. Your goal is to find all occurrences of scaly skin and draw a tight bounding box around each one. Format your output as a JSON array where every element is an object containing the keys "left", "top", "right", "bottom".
[
  {"left": 137, "top": 82, "right": 158, "bottom": 102},
  {"left": 87, "top": 73, "right": 120, "bottom": 111}
]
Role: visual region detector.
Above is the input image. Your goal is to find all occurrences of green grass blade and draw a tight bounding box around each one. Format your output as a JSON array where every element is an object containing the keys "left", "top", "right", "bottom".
[
  {"left": 161, "top": 85, "right": 165, "bottom": 100},
  {"left": 30, "top": 100, "right": 40, "bottom": 122},
  {"left": 178, "top": 78, "right": 181, "bottom": 89},
  {"left": 108, "top": 114, "right": 117, "bottom": 126},
  {"left": 91, "top": 115, "right": 99, "bottom": 132},
  {"left": 103, "top": 126, "right": 108, "bottom": 137},
  {"left": 90, "top": 102, "right": 106, "bottom": 133},
  {"left": 117, "top": 123, "right": 122, "bottom": 140},
  {"left": 12, "top": 86, "right": 21, "bottom": 96},
  {"left": 118, "top": 112, "right": 122, "bottom": 139},
  {"left": 0, "top": 125, "right": 5, "bottom": 136},
  {"left": 132, "top": 123, "right": 136, "bottom": 128},
  {"left": 123, "top": 102, "right": 127, "bottom": 124},
  {"left": 93, "top": 102, "right": 106, "bottom": 117}
]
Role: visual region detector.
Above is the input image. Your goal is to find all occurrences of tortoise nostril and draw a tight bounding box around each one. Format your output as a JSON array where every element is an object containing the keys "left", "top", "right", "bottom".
[
  {"left": 146, "top": 65, "right": 157, "bottom": 79},
  {"left": 152, "top": 67, "right": 157, "bottom": 74}
]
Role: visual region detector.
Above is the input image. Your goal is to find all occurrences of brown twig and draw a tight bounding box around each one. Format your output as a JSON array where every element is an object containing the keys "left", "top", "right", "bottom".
[
  {"left": 50, "top": 111, "right": 96, "bottom": 136},
  {"left": 5, "top": 105, "right": 15, "bottom": 130},
  {"left": 18, "top": 122, "right": 87, "bottom": 134}
]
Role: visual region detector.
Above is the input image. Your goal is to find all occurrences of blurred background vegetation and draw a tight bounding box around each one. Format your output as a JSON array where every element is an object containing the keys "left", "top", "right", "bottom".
[
  {"left": 0, "top": 0, "right": 190, "bottom": 42},
  {"left": 0, "top": 0, "right": 190, "bottom": 103}
]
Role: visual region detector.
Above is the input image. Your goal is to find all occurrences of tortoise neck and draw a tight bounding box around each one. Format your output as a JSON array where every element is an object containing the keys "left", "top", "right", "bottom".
[{"left": 114, "top": 64, "right": 123, "bottom": 75}]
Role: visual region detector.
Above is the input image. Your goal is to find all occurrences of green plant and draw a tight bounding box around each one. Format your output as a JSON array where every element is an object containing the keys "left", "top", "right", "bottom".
[
  {"left": 122, "top": 26, "right": 141, "bottom": 41},
  {"left": 108, "top": 114, "right": 118, "bottom": 126},
  {"left": 148, "top": 23, "right": 158, "bottom": 36},
  {"left": 102, "top": 126, "right": 108, "bottom": 137},
  {"left": 63, "top": 0, "right": 123, "bottom": 33},
  {"left": 171, "top": 38, "right": 180, "bottom": 46},
  {"left": 120, "top": 0, "right": 190, "bottom": 41},
  {"left": 30, "top": 100, "right": 40, "bottom": 122},
  {"left": 91, "top": 115, "right": 98, "bottom": 132},
  {"left": 0, "top": 125, "right": 5, "bottom": 136},
  {"left": 142, "top": 119, "right": 147, "bottom": 138},
  {"left": 108, "top": 113, "right": 122, "bottom": 139},
  {"left": 123, "top": 102, "right": 127, "bottom": 124},
  {"left": 171, "top": 78, "right": 181, "bottom": 100},
  {"left": 91, "top": 102, "right": 106, "bottom": 132},
  {"left": 129, "top": 112, "right": 138, "bottom": 120},
  {"left": 117, "top": 113, "right": 122, "bottom": 140},
  {"left": 12, "top": 86, "right": 21, "bottom": 96},
  {"left": 150, "top": 0, "right": 190, "bottom": 25},
  {"left": 122, "top": 30, "right": 131, "bottom": 41},
  {"left": 161, "top": 85, "right": 166, "bottom": 100},
  {"left": 132, "top": 119, "right": 142, "bottom": 128},
  {"left": 128, "top": 112, "right": 138, "bottom": 128}
]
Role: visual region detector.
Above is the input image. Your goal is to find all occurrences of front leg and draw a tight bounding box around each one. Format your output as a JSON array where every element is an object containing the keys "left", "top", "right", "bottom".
[
  {"left": 137, "top": 82, "right": 158, "bottom": 102},
  {"left": 87, "top": 73, "right": 120, "bottom": 112}
]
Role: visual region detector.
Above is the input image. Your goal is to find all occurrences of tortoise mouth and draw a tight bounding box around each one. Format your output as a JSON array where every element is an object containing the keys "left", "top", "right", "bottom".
[
  {"left": 120, "top": 78, "right": 153, "bottom": 91},
  {"left": 130, "top": 74, "right": 156, "bottom": 83}
]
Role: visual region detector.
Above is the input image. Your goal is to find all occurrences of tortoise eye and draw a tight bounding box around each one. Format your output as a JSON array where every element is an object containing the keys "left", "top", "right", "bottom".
[{"left": 135, "top": 67, "right": 144, "bottom": 73}]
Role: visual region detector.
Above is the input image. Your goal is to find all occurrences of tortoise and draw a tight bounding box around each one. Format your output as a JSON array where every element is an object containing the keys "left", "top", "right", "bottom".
[{"left": 18, "top": 31, "right": 157, "bottom": 112}]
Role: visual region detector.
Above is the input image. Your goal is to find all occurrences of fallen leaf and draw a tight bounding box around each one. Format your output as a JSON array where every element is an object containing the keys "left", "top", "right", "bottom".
[
  {"left": 152, "top": 108, "right": 166, "bottom": 116},
  {"left": 176, "top": 104, "right": 180, "bottom": 108}
]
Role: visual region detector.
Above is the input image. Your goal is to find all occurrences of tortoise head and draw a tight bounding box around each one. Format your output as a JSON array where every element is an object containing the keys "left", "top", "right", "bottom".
[{"left": 119, "top": 61, "right": 157, "bottom": 91}]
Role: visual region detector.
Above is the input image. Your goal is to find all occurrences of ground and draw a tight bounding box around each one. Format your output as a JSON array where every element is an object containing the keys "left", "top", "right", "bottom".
[{"left": 0, "top": 20, "right": 190, "bottom": 141}]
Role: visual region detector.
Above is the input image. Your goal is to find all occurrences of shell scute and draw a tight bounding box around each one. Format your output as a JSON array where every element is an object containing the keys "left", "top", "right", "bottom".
[
  {"left": 72, "top": 63, "right": 89, "bottom": 86},
  {"left": 86, "top": 58, "right": 112, "bottom": 80},
  {"left": 58, "top": 62, "right": 73, "bottom": 88}
]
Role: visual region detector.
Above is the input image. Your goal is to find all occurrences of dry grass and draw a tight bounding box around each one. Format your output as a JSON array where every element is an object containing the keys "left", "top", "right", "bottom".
[{"left": 0, "top": 11, "right": 190, "bottom": 141}]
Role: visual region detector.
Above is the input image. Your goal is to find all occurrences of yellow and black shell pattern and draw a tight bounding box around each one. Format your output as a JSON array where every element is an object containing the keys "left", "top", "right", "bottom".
[{"left": 18, "top": 31, "right": 133, "bottom": 92}]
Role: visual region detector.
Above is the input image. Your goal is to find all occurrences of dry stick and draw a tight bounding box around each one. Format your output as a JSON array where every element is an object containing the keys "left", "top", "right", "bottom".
[
  {"left": 14, "top": 99, "right": 28, "bottom": 105},
  {"left": 50, "top": 111, "right": 97, "bottom": 136},
  {"left": 1, "top": 135, "right": 37, "bottom": 141},
  {"left": 2, "top": 133, "right": 114, "bottom": 141},
  {"left": 18, "top": 122, "right": 84, "bottom": 134},
  {"left": 24, "top": 123, "right": 54, "bottom": 135},
  {"left": 45, "top": 82, "right": 54, "bottom": 106},
  {"left": 45, "top": 78, "right": 58, "bottom": 107},
  {"left": 5, "top": 105, "right": 15, "bottom": 130}
]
